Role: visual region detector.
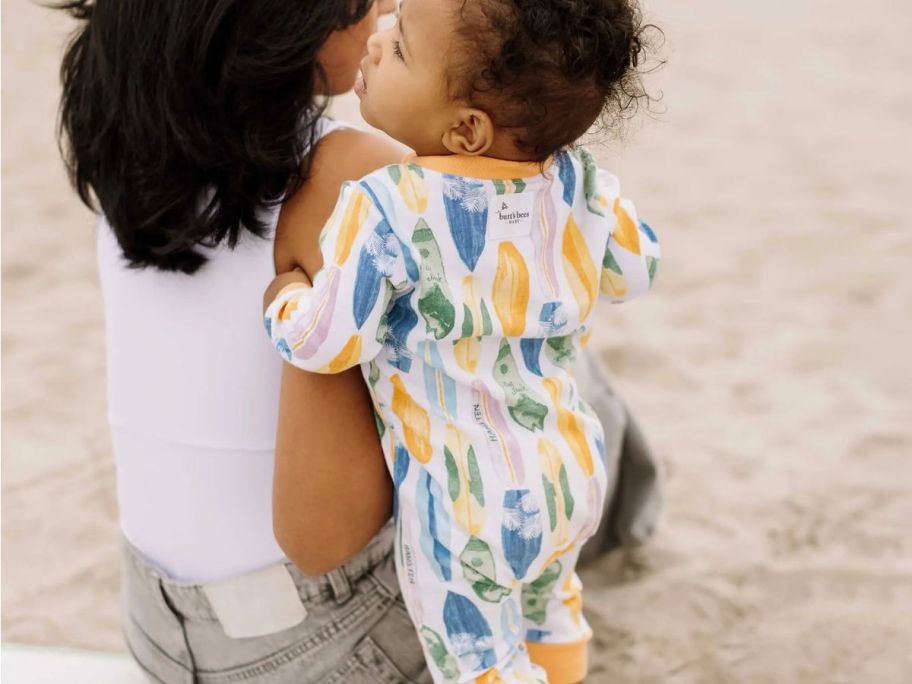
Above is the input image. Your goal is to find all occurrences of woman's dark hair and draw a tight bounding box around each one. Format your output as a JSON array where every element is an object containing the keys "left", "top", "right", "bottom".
[
  {"left": 452, "top": 0, "right": 662, "bottom": 161},
  {"left": 57, "top": 0, "right": 372, "bottom": 273}
]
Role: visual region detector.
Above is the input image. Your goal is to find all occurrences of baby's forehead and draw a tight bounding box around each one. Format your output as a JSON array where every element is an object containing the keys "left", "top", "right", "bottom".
[
  {"left": 401, "top": 0, "right": 449, "bottom": 22},
  {"left": 403, "top": 0, "right": 488, "bottom": 56},
  {"left": 398, "top": 0, "right": 466, "bottom": 56},
  {"left": 401, "top": 0, "right": 474, "bottom": 36}
]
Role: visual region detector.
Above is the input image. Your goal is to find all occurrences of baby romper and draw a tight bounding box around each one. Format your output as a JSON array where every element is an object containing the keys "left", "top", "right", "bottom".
[{"left": 264, "top": 149, "right": 659, "bottom": 683}]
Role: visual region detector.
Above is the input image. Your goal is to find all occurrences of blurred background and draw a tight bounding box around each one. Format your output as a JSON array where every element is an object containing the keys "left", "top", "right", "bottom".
[{"left": 3, "top": 0, "right": 911, "bottom": 681}]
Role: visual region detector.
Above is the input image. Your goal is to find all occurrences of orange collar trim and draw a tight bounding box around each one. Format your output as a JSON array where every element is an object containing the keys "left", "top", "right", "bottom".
[{"left": 404, "top": 153, "right": 553, "bottom": 180}]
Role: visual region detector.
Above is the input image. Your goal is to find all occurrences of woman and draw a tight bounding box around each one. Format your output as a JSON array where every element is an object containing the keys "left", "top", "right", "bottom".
[{"left": 57, "top": 0, "right": 660, "bottom": 681}]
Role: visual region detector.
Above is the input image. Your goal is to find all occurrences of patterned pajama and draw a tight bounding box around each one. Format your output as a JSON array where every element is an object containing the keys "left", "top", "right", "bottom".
[{"left": 264, "top": 149, "right": 659, "bottom": 683}]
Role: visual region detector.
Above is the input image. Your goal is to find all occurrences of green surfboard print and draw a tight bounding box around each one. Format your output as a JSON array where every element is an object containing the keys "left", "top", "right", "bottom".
[
  {"left": 413, "top": 220, "right": 456, "bottom": 339},
  {"left": 493, "top": 340, "right": 548, "bottom": 432}
]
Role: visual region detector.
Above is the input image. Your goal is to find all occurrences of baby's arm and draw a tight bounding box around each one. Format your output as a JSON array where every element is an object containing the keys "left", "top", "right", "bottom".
[
  {"left": 598, "top": 172, "right": 660, "bottom": 302},
  {"left": 264, "top": 181, "right": 411, "bottom": 373},
  {"left": 263, "top": 268, "right": 311, "bottom": 314}
]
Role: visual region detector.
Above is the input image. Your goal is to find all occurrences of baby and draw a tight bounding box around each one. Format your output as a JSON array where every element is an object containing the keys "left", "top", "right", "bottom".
[{"left": 264, "top": 0, "right": 659, "bottom": 681}]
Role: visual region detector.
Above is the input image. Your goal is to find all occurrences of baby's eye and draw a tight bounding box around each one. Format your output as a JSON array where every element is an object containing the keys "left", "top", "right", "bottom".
[{"left": 392, "top": 40, "right": 404, "bottom": 61}]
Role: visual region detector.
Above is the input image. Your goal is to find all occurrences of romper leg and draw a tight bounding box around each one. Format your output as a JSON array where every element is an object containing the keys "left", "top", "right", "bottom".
[
  {"left": 394, "top": 478, "right": 551, "bottom": 684},
  {"left": 521, "top": 547, "right": 591, "bottom": 684}
]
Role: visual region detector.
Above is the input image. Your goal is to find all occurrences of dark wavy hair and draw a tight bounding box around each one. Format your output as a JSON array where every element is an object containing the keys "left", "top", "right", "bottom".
[
  {"left": 56, "top": 0, "right": 373, "bottom": 273},
  {"left": 453, "top": 0, "right": 662, "bottom": 161}
]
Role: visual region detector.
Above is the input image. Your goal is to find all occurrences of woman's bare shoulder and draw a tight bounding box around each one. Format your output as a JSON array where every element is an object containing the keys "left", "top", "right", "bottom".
[
  {"left": 274, "top": 128, "right": 408, "bottom": 274},
  {"left": 318, "top": 127, "right": 408, "bottom": 176}
]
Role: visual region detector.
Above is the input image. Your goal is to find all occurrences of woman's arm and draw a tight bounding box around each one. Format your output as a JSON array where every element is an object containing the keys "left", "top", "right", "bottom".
[
  {"left": 273, "top": 363, "right": 393, "bottom": 575},
  {"left": 272, "top": 128, "right": 407, "bottom": 575}
]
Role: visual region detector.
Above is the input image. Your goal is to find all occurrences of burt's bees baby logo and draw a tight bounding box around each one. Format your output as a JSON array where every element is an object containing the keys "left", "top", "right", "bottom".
[
  {"left": 490, "top": 192, "right": 534, "bottom": 239},
  {"left": 497, "top": 200, "right": 530, "bottom": 224}
]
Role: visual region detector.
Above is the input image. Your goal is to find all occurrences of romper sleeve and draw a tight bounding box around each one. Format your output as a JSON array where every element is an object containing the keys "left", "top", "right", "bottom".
[
  {"left": 597, "top": 170, "right": 661, "bottom": 302},
  {"left": 264, "top": 180, "right": 414, "bottom": 373}
]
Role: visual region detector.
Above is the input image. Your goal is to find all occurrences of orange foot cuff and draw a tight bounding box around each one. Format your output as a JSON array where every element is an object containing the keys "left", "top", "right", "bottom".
[{"left": 527, "top": 638, "right": 590, "bottom": 684}]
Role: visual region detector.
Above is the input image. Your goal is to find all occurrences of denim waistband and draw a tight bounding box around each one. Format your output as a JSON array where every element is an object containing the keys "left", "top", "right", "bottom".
[{"left": 124, "top": 519, "right": 395, "bottom": 622}]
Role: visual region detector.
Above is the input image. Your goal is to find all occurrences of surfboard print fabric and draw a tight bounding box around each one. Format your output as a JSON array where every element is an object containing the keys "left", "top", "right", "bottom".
[{"left": 264, "top": 149, "right": 659, "bottom": 683}]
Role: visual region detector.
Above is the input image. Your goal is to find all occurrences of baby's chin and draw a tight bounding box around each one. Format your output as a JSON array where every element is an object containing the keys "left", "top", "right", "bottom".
[
  {"left": 358, "top": 102, "right": 388, "bottom": 137},
  {"left": 358, "top": 99, "right": 375, "bottom": 127},
  {"left": 357, "top": 101, "right": 415, "bottom": 151}
]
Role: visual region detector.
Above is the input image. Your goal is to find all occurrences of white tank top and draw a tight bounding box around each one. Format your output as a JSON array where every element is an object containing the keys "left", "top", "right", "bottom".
[{"left": 98, "top": 119, "right": 349, "bottom": 582}]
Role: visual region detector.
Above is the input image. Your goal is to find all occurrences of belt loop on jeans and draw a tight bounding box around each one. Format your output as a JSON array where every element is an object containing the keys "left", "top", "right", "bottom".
[{"left": 327, "top": 567, "right": 353, "bottom": 604}]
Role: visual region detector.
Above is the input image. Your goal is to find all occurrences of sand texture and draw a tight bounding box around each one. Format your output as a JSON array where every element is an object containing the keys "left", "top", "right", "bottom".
[{"left": 3, "top": 0, "right": 912, "bottom": 681}]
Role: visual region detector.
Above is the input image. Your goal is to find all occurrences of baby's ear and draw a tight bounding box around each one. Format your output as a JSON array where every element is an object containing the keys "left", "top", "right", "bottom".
[{"left": 441, "top": 108, "right": 494, "bottom": 156}]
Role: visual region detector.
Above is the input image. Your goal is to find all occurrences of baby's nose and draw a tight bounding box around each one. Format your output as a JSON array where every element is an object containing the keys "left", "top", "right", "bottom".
[
  {"left": 366, "top": 31, "right": 383, "bottom": 62},
  {"left": 376, "top": 0, "right": 397, "bottom": 16}
]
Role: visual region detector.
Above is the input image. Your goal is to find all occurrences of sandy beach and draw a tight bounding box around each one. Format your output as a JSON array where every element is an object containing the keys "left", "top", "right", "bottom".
[{"left": 3, "top": 0, "right": 911, "bottom": 681}]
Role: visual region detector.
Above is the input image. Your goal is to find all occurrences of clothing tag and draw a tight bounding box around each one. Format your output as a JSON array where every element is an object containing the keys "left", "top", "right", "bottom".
[
  {"left": 489, "top": 192, "right": 535, "bottom": 240},
  {"left": 202, "top": 564, "right": 307, "bottom": 639}
]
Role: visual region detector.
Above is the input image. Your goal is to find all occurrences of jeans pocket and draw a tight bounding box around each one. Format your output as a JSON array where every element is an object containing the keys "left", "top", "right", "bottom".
[
  {"left": 324, "top": 601, "right": 431, "bottom": 684},
  {"left": 324, "top": 638, "right": 428, "bottom": 684},
  {"left": 193, "top": 587, "right": 389, "bottom": 683}
]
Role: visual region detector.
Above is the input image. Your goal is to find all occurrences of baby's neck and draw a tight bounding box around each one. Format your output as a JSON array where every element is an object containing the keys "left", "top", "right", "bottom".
[
  {"left": 411, "top": 132, "right": 540, "bottom": 164},
  {"left": 476, "top": 135, "right": 537, "bottom": 163},
  {"left": 406, "top": 153, "right": 551, "bottom": 180}
]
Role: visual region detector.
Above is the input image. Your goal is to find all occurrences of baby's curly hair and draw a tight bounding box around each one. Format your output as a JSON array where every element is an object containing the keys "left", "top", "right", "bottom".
[{"left": 451, "top": 0, "right": 660, "bottom": 160}]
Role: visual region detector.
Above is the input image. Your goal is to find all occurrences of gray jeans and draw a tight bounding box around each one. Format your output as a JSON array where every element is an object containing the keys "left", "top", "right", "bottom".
[
  {"left": 122, "top": 353, "right": 661, "bottom": 683},
  {"left": 123, "top": 520, "right": 432, "bottom": 683}
]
